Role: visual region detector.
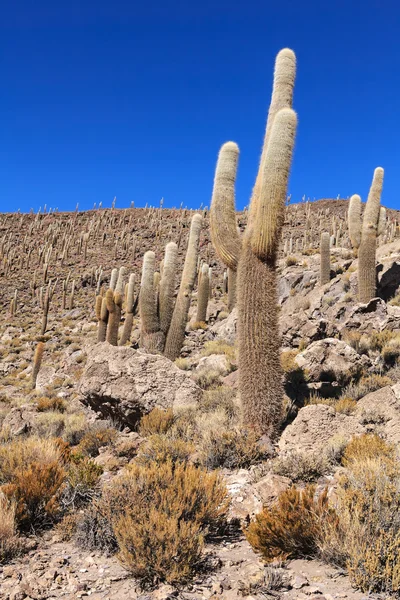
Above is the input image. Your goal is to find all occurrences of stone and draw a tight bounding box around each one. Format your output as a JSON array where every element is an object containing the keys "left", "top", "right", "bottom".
[
  {"left": 355, "top": 383, "right": 400, "bottom": 445},
  {"left": 211, "top": 308, "right": 237, "bottom": 344},
  {"left": 196, "top": 354, "right": 231, "bottom": 376},
  {"left": 78, "top": 343, "right": 202, "bottom": 429},
  {"left": 279, "top": 404, "right": 365, "bottom": 455},
  {"left": 35, "top": 366, "right": 57, "bottom": 392},
  {"left": 294, "top": 338, "right": 371, "bottom": 385},
  {"left": 1, "top": 405, "right": 36, "bottom": 437}
]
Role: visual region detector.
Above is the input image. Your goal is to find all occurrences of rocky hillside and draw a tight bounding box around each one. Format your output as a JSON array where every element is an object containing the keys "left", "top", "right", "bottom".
[{"left": 0, "top": 199, "right": 400, "bottom": 600}]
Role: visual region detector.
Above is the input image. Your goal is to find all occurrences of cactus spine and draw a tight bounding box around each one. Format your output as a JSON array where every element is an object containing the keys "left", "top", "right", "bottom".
[
  {"left": 358, "top": 167, "right": 384, "bottom": 302},
  {"left": 210, "top": 48, "right": 297, "bottom": 437},
  {"left": 32, "top": 341, "right": 45, "bottom": 389},
  {"left": 196, "top": 263, "right": 210, "bottom": 322},
  {"left": 320, "top": 232, "right": 331, "bottom": 285}
]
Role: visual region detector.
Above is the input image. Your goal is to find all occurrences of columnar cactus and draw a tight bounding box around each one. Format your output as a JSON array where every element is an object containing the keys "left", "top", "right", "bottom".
[
  {"left": 119, "top": 274, "right": 136, "bottom": 346},
  {"left": 96, "top": 294, "right": 109, "bottom": 342},
  {"left": 210, "top": 48, "right": 297, "bottom": 437},
  {"left": 196, "top": 263, "right": 210, "bottom": 322},
  {"left": 358, "top": 168, "right": 385, "bottom": 302},
  {"left": 159, "top": 242, "right": 178, "bottom": 336},
  {"left": 41, "top": 291, "right": 50, "bottom": 336},
  {"left": 164, "top": 213, "right": 203, "bottom": 360},
  {"left": 320, "top": 232, "right": 331, "bottom": 285},
  {"left": 32, "top": 341, "right": 45, "bottom": 389},
  {"left": 348, "top": 194, "right": 362, "bottom": 251},
  {"left": 106, "top": 289, "right": 122, "bottom": 345},
  {"left": 140, "top": 251, "right": 164, "bottom": 352}
]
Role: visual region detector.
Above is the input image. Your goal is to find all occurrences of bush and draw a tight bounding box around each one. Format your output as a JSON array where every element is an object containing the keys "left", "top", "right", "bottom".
[
  {"left": 62, "top": 456, "right": 103, "bottom": 508},
  {"left": 199, "top": 428, "right": 264, "bottom": 470},
  {"left": 76, "top": 425, "right": 117, "bottom": 457},
  {"left": 246, "top": 485, "right": 336, "bottom": 562},
  {"left": 285, "top": 256, "right": 297, "bottom": 267},
  {"left": 105, "top": 459, "right": 229, "bottom": 585},
  {"left": 342, "top": 434, "right": 395, "bottom": 467},
  {"left": 0, "top": 438, "right": 67, "bottom": 531},
  {"left": 334, "top": 397, "right": 357, "bottom": 415},
  {"left": 0, "top": 493, "right": 23, "bottom": 563},
  {"left": 321, "top": 455, "right": 400, "bottom": 594},
  {"left": 272, "top": 451, "right": 331, "bottom": 483},
  {"left": 342, "top": 374, "right": 393, "bottom": 401},
  {"left": 139, "top": 408, "right": 175, "bottom": 437},
  {"left": 201, "top": 340, "right": 236, "bottom": 361},
  {"left": 75, "top": 500, "right": 118, "bottom": 555},
  {"left": 36, "top": 396, "right": 66, "bottom": 412},
  {"left": 192, "top": 369, "right": 222, "bottom": 390},
  {"left": 135, "top": 435, "right": 194, "bottom": 466}
]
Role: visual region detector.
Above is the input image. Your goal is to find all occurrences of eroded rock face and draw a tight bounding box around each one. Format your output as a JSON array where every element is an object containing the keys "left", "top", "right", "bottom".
[
  {"left": 279, "top": 404, "right": 366, "bottom": 455},
  {"left": 211, "top": 308, "right": 237, "bottom": 344},
  {"left": 355, "top": 384, "right": 400, "bottom": 445},
  {"left": 78, "top": 343, "right": 202, "bottom": 429},
  {"left": 294, "top": 338, "right": 371, "bottom": 385}
]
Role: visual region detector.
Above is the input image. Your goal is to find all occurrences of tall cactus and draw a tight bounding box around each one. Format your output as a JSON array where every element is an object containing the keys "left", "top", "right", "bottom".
[
  {"left": 210, "top": 48, "right": 297, "bottom": 437},
  {"left": 140, "top": 251, "right": 164, "bottom": 352},
  {"left": 358, "top": 167, "right": 385, "bottom": 302},
  {"left": 320, "top": 232, "right": 331, "bottom": 285},
  {"left": 348, "top": 194, "right": 362, "bottom": 251},
  {"left": 32, "top": 341, "right": 45, "bottom": 389},
  {"left": 119, "top": 274, "right": 136, "bottom": 346},
  {"left": 159, "top": 242, "right": 178, "bottom": 336},
  {"left": 96, "top": 294, "right": 109, "bottom": 342},
  {"left": 196, "top": 263, "right": 210, "bottom": 322},
  {"left": 164, "top": 214, "right": 203, "bottom": 360},
  {"left": 106, "top": 289, "right": 122, "bottom": 346}
]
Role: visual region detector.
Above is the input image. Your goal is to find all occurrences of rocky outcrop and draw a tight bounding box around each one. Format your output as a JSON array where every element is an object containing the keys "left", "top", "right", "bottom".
[
  {"left": 355, "top": 383, "right": 400, "bottom": 445},
  {"left": 78, "top": 343, "right": 202, "bottom": 429},
  {"left": 279, "top": 404, "right": 365, "bottom": 455},
  {"left": 211, "top": 308, "right": 237, "bottom": 344},
  {"left": 294, "top": 338, "right": 371, "bottom": 385}
]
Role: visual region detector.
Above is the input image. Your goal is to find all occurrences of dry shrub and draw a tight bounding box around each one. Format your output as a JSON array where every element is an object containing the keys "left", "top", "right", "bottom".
[
  {"left": 0, "top": 437, "right": 68, "bottom": 531},
  {"left": 192, "top": 368, "right": 222, "bottom": 390},
  {"left": 285, "top": 256, "right": 297, "bottom": 266},
  {"left": 369, "top": 330, "right": 398, "bottom": 352},
  {"left": 75, "top": 500, "right": 118, "bottom": 555},
  {"left": 201, "top": 340, "right": 236, "bottom": 361},
  {"left": 0, "top": 493, "right": 23, "bottom": 563},
  {"left": 199, "top": 387, "right": 239, "bottom": 420},
  {"left": 272, "top": 451, "right": 331, "bottom": 483},
  {"left": 174, "top": 357, "right": 190, "bottom": 370},
  {"left": 342, "top": 433, "right": 395, "bottom": 467},
  {"left": 246, "top": 485, "right": 336, "bottom": 562},
  {"left": 342, "top": 374, "right": 393, "bottom": 401},
  {"left": 321, "top": 453, "right": 400, "bottom": 594},
  {"left": 76, "top": 425, "right": 117, "bottom": 457},
  {"left": 2, "top": 461, "right": 65, "bottom": 530},
  {"left": 139, "top": 408, "right": 175, "bottom": 437},
  {"left": 55, "top": 512, "right": 79, "bottom": 541},
  {"left": 334, "top": 397, "right": 357, "bottom": 415},
  {"left": 381, "top": 337, "right": 400, "bottom": 367},
  {"left": 189, "top": 321, "right": 208, "bottom": 330},
  {"left": 37, "top": 396, "right": 66, "bottom": 412},
  {"left": 199, "top": 428, "right": 264, "bottom": 470},
  {"left": 62, "top": 456, "right": 102, "bottom": 508},
  {"left": 106, "top": 459, "right": 229, "bottom": 585},
  {"left": 135, "top": 435, "right": 194, "bottom": 466}
]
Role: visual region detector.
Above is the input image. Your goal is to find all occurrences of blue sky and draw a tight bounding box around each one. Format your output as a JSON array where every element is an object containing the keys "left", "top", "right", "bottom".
[{"left": 1, "top": 0, "right": 400, "bottom": 212}]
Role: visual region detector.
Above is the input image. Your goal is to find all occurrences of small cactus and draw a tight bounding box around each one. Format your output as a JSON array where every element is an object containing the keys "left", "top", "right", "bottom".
[
  {"left": 32, "top": 341, "right": 45, "bottom": 389},
  {"left": 320, "top": 232, "right": 331, "bottom": 285},
  {"left": 119, "top": 274, "right": 136, "bottom": 346},
  {"left": 196, "top": 263, "right": 210, "bottom": 322}
]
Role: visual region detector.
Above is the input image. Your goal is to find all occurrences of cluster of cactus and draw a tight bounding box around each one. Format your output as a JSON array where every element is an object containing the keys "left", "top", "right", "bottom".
[
  {"left": 140, "top": 213, "right": 203, "bottom": 359},
  {"left": 210, "top": 48, "right": 297, "bottom": 437},
  {"left": 347, "top": 168, "right": 385, "bottom": 302}
]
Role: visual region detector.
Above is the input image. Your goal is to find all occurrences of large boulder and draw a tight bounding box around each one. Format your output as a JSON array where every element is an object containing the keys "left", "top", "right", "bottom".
[
  {"left": 355, "top": 383, "right": 400, "bottom": 445},
  {"left": 78, "top": 343, "right": 202, "bottom": 429},
  {"left": 211, "top": 308, "right": 237, "bottom": 344},
  {"left": 279, "top": 404, "right": 365, "bottom": 455},
  {"left": 294, "top": 338, "right": 371, "bottom": 385}
]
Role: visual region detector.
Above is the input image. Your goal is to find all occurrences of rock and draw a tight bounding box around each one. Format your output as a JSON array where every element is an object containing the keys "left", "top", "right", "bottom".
[
  {"left": 196, "top": 354, "right": 231, "bottom": 376},
  {"left": 78, "top": 343, "right": 202, "bottom": 429},
  {"left": 279, "top": 404, "right": 365, "bottom": 455},
  {"left": 294, "top": 338, "right": 371, "bottom": 385},
  {"left": 35, "top": 366, "right": 57, "bottom": 392},
  {"left": 1, "top": 405, "right": 36, "bottom": 437},
  {"left": 223, "top": 369, "right": 239, "bottom": 388},
  {"left": 377, "top": 257, "right": 400, "bottom": 301},
  {"left": 211, "top": 308, "right": 237, "bottom": 344},
  {"left": 252, "top": 473, "right": 292, "bottom": 505},
  {"left": 355, "top": 383, "right": 400, "bottom": 445}
]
